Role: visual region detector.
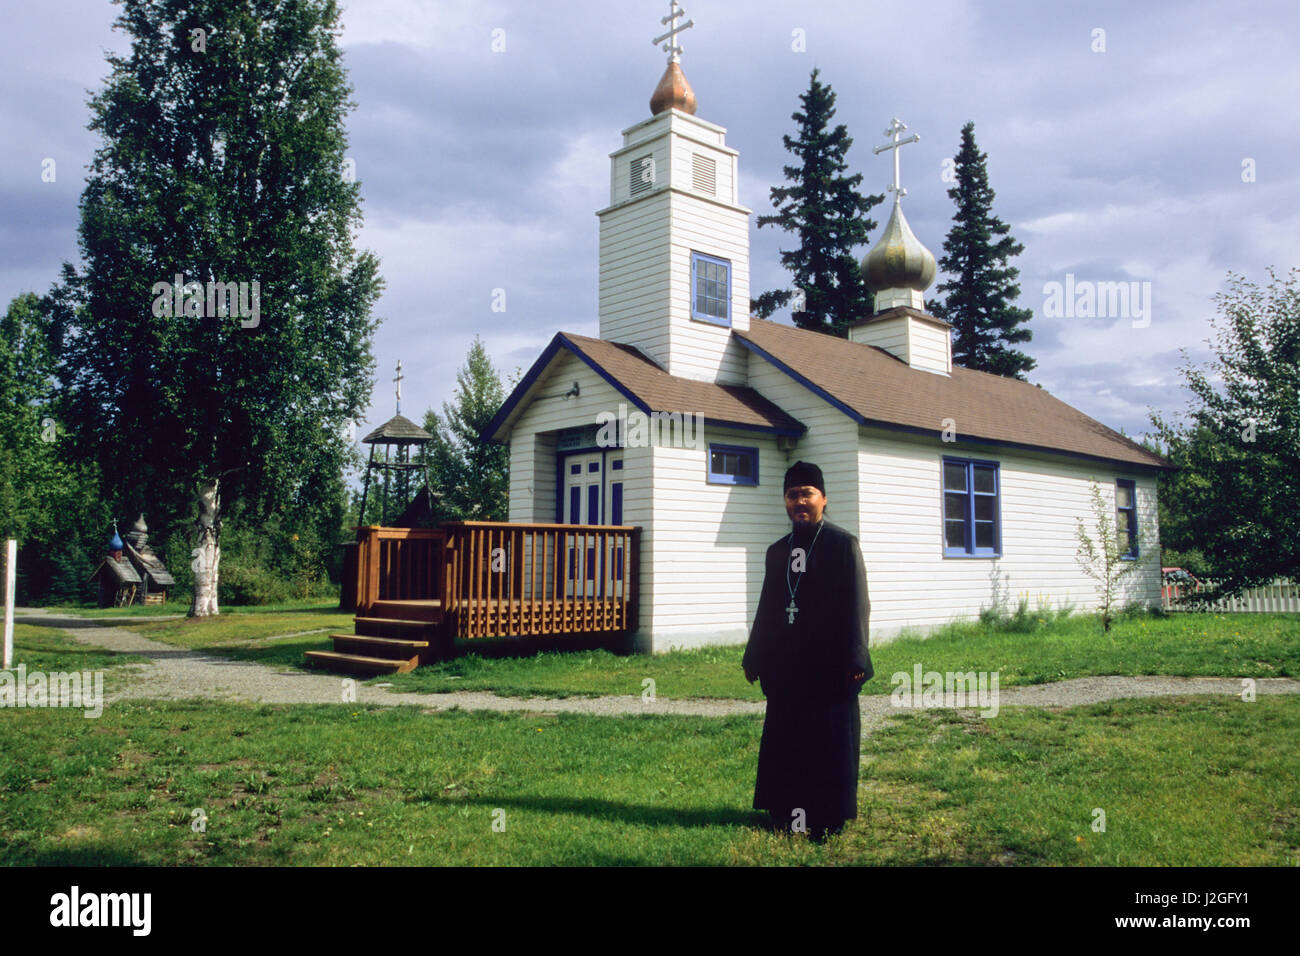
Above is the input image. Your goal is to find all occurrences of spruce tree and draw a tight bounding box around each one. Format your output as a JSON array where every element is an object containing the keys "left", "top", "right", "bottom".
[
  {"left": 421, "top": 338, "right": 510, "bottom": 521},
  {"left": 930, "top": 122, "right": 1035, "bottom": 378},
  {"left": 752, "top": 69, "right": 882, "bottom": 337}
]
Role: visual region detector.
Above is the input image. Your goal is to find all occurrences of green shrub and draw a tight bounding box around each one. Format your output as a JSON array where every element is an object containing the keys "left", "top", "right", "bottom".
[{"left": 217, "top": 560, "right": 295, "bottom": 606}]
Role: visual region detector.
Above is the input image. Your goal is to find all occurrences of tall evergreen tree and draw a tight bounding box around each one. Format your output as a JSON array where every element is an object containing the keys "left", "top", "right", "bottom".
[
  {"left": 420, "top": 337, "right": 510, "bottom": 521},
  {"left": 930, "top": 122, "right": 1035, "bottom": 378},
  {"left": 51, "top": 0, "right": 382, "bottom": 613},
  {"left": 751, "top": 68, "right": 882, "bottom": 337}
]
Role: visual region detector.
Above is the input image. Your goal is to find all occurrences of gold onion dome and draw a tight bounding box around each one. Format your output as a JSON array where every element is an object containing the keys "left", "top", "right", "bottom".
[
  {"left": 650, "top": 61, "right": 697, "bottom": 115},
  {"left": 862, "top": 196, "right": 937, "bottom": 294}
]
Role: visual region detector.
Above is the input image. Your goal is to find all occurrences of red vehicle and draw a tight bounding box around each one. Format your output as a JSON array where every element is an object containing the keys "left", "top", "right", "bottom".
[{"left": 1161, "top": 567, "right": 1202, "bottom": 603}]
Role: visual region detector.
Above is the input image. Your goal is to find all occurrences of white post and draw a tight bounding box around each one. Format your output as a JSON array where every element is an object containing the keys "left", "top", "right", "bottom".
[{"left": 3, "top": 539, "right": 15, "bottom": 671}]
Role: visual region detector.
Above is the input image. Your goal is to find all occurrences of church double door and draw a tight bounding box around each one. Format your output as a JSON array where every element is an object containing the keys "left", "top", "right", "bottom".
[{"left": 560, "top": 451, "right": 624, "bottom": 599}]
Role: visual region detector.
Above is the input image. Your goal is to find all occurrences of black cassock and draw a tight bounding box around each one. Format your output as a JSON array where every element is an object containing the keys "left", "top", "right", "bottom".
[{"left": 741, "top": 519, "right": 872, "bottom": 833}]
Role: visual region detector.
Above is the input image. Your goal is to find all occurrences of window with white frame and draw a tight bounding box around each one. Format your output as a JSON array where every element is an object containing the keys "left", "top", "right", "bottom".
[{"left": 691, "top": 251, "right": 730, "bottom": 325}]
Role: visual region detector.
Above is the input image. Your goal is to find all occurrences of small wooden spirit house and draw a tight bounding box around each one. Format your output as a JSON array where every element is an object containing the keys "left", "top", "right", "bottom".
[
  {"left": 122, "top": 514, "right": 175, "bottom": 604},
  {"left": 89, "top": 523, "right": 142, "bottom": 607}
]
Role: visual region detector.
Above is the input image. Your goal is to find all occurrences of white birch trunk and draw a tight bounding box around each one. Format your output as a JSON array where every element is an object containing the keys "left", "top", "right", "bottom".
[{"left": 190, "top": 479, "right": 221, "bottom": 617}]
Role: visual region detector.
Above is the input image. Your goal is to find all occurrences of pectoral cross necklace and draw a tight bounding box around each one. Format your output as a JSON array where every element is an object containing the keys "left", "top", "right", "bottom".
[{"left": 785, "top": 521, "right": 824, "bottom": 625}]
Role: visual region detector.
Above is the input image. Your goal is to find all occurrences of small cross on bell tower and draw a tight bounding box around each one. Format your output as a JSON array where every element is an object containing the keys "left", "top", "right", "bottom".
[
  {"left": 653, "top": 0, "right": 694, "bottom": 63},
  {"left": 649, "top": 1, "right": 697, "bottom": 115}
]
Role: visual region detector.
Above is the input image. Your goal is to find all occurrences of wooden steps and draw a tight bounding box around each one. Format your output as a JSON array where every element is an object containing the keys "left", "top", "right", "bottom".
[
  {"left": 305, "top": 604, "right": 449, "bottom": 675},
  {"left": 354, "top": 616, "right": 437, "bottom": 639},
  {"left": 303, "top": 649, "right": 420, "bottom": 675},
  {"left": 370, "top": 599, "right": 442, "bottom": 622},
  {"left": 330, "top": 634, "right": 428, "bottom": 657}
]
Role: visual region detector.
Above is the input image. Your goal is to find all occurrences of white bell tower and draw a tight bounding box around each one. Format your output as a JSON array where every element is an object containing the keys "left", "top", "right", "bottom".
[{"left": 595, "top": 2, "right": 751, "bottom": 385}]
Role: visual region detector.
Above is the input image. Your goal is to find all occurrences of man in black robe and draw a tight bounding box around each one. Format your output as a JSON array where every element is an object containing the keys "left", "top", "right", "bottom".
[{"left": 741, "top": 460, "right": 872, "bottom": 840}]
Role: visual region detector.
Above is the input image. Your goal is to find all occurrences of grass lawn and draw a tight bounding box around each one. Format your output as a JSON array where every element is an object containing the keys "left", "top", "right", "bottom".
[
  {"left": 39, "top": 598, "right": 340, "bottom": 619},
  {"left": 112, "top": 606, "right": 1297, "bottom": 700},
  {"left": 2, "top": 624, "right": 149, "bottom": 699},
  {"left": 107, "top": 603, "right": 355, "bottom": 671},
  {"left": 0, "top": 693, "right": 1295, "bottom": 866}
]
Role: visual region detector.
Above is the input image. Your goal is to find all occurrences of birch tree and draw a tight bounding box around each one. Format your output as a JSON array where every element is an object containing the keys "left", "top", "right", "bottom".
[{"left": 52, "top": 0, "right": 382, "bottom": 614}]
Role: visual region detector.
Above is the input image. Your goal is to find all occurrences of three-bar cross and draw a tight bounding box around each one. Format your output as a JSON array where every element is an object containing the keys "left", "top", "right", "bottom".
[
  {"left": 653, "top": 1, "right": 694, "bottom": 63},
  {"left": 873, "top": 117, "right": 921, "bottom": 198}
]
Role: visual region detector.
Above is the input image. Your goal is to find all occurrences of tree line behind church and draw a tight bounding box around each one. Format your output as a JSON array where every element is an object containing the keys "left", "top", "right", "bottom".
[{"left": 751, "top": 69, "right": 1035, "bottom": 379}]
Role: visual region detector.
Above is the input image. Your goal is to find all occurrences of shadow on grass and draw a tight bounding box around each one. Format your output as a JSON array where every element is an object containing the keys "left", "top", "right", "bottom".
[
  {"left": 441, "top": 631, "right": 638, "bottom": 661},
  {"left": 220, "top": 605, "right": 347, "bottom": 616},
  {"left": 2, "top": 845, "right": 155, "bottom": 866},
  {"left": 418, "top": 792, "right": 759, "bottom": 830},
  {"left": 16, "top": 615, "right": 150, "bottom": 630}
]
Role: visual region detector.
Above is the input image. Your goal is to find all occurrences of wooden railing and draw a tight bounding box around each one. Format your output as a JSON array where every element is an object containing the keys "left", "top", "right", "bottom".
[
  {"left": 441, "top": 521, "right": 640, "bottom": 639},
  {"left": 354, "top": 526, "right": 446, "bottom": 616}
]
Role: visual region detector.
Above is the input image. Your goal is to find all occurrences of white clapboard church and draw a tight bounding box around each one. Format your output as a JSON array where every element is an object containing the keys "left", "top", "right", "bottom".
[{"left": 482, "top": 5, "right": 1172, "bottom": 652}]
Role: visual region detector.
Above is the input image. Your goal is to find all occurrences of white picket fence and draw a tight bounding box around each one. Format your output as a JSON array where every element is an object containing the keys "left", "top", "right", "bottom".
[{"left": 1162, "top": 578, "right": 1300, "bottom": 613}]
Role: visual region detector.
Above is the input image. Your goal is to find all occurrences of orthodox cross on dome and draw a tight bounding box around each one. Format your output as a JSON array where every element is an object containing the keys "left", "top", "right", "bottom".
[
  {"left": 873, "top": 117, "right": 921, "bottom": 198},
  {"left": 653, "top": 0, "right": 694, "bottom": 63},
  {"left": 393, "top": 359, "right": 404, "bottom": 415}
]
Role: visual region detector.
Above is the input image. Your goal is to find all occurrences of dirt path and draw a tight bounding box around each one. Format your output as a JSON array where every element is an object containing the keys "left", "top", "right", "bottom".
[{"left": 14, "top": 610, "right": 1300, "bottom": 729}]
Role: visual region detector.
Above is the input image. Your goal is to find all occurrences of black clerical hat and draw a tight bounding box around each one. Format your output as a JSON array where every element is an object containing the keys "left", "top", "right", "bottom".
[{"left": 783, "top": 460, "right": 825, "bottom": 495}]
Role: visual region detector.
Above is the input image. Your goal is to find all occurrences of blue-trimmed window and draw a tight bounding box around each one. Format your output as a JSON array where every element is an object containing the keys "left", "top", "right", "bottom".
[
  {"left": 708, "top": 444, "right": 757, "bottom": 485},
  {"left": 942, "top": 457, "right": 1001, "bottom": 557},
  {"left": 691, "top": 251, "right": 731, "bottom": 325},
  {"left": 1116, "top": 479, "right": 1138, "bottom": 559}
]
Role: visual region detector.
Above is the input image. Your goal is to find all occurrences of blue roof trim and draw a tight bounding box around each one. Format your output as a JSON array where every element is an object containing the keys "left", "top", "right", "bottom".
[
  {"left": 481, "top": 333, "right": 567, "bottom": 444},
  {"left": 478, "top": 335, "right": 651, "bottom": 445},
  {"left": 557, "top": 334, "right": 654, "bottom": 417},
  {"left": 888, "top": 420, "right": 1171, "bottom": 472},
  {"left": 735, "top": 334, "right": 867, "bottom": 425}
]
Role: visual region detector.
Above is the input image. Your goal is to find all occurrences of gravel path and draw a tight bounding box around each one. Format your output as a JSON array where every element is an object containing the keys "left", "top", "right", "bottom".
[{"left": 14, "top": 609, "right": 1300, "bottom": 729}]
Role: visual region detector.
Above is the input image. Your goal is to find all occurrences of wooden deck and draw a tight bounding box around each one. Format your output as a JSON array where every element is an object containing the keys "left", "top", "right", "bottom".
[{"left": 307, "top": 522, "right": 640, "bottom": 674}]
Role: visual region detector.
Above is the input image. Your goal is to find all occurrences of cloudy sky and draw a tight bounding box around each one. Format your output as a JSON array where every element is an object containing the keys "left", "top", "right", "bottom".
[{"left": 5, "top": 0, "right": 1298, "bottom": 460}]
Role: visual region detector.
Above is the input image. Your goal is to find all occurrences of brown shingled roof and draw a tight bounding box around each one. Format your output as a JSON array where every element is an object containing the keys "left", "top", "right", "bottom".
[
  {"left": 736, "top": 317, "right": 1172, "bottom": 470},
  {"left": 486, "top": 331, "right": 806, "bottom": 441},
  {"left": 362, "top": 414, "right": 433, "bottom": 445},
  {"left": 558, "top": 332, "right": 805, "bottom": 434}
]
